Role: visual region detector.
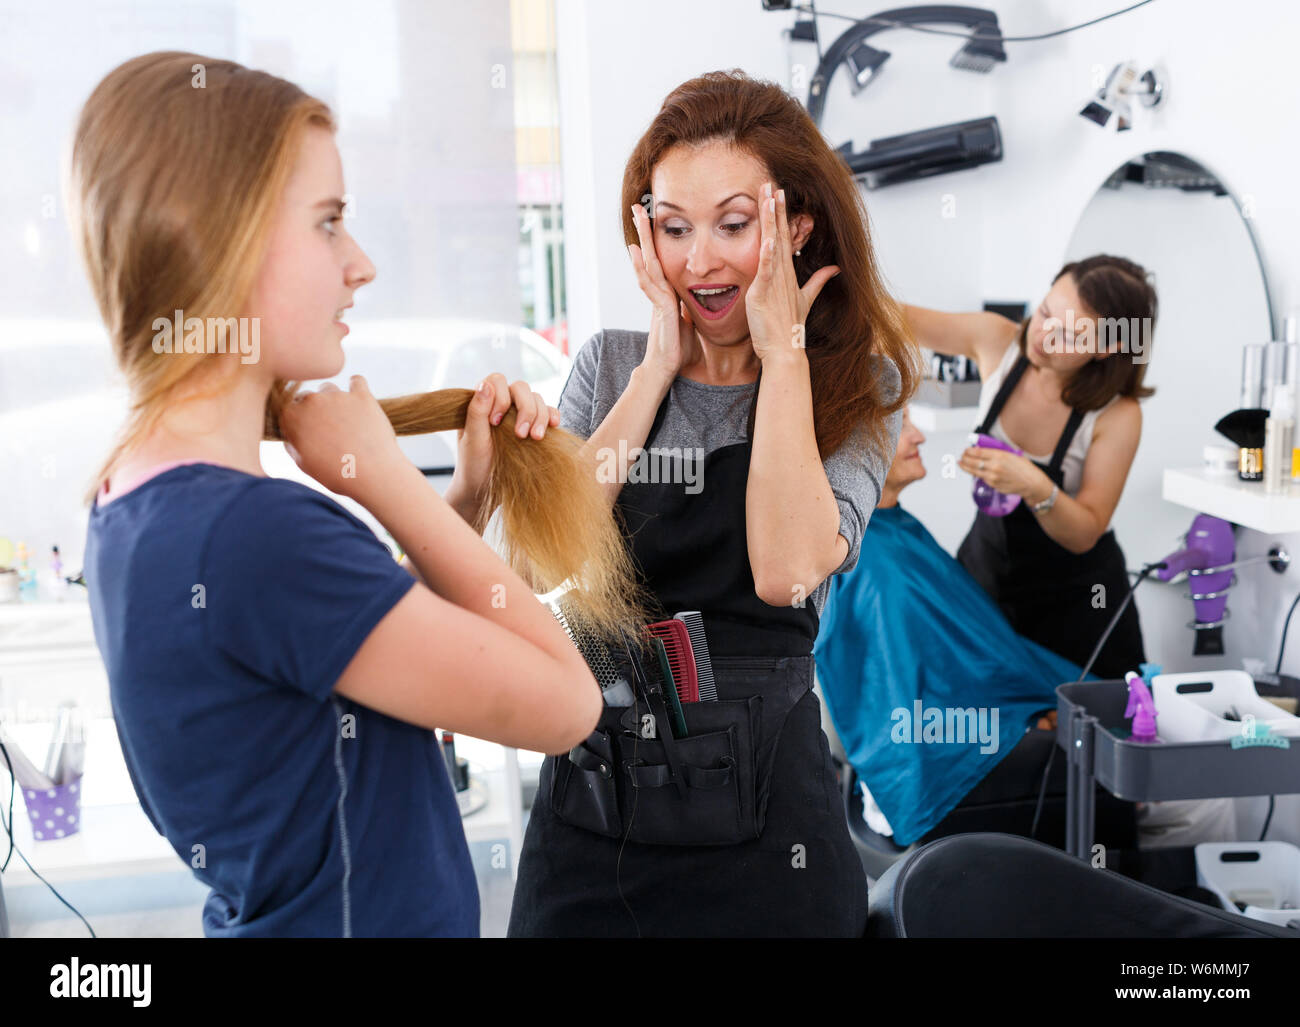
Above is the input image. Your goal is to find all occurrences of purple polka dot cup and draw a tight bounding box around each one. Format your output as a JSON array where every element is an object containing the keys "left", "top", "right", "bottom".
[{"left": 22, "top": 776, "right": 83, "bottom": 841}]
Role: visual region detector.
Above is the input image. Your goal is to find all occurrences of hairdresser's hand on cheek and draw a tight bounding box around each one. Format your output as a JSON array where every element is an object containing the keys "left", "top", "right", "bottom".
[
  {"left": 628, "top": 202, "right": 694, "bottom": 387},
  {"left": 745, "top": 183, "right": 839, "bottom": 364},
  {"left": 280, "top": 377, "right": 404, "bottom": 503},
  {"left": 446, "top": 373, "right": 560, "bottom": 515}
]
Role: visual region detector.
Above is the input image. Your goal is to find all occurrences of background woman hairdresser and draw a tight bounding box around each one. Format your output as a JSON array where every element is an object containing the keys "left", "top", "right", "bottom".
[
  {"left": 72, "top": 52, "right": 608, "bottom": 937},
  {"left": 508, "top": 70, "right": 918, "bottom": 938},
  {"left": 903, "top": 255, "right": 1157, "bottom": 678}
]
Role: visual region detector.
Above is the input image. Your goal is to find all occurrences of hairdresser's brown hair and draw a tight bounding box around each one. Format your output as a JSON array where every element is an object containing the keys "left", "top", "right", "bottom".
[
  {"left": 1018, "top": 254, "right": 1158, "bottom": 411},
  {"left": 71, "top": 52, "right": 650, "bottom": 642},
  {"left": 620, "top": 69, "right": 921, "bottom": 459}
]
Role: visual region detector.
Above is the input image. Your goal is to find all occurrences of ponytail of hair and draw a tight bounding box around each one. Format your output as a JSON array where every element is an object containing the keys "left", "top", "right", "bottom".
[{"left": 265, "top": 385, "right": 660, "bottom": 645}]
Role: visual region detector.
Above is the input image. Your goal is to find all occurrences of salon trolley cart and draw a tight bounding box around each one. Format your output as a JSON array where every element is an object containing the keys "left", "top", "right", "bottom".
[{"left": 1055, "top": 676, "right": 1300, "bottom": 862}]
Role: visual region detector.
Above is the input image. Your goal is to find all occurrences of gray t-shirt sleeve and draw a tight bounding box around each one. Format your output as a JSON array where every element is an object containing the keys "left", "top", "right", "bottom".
[
  {"left": 557, "top": 331, "right": 603, "bottom": 441},
  {"left": 824, "top": 355, "right": 903, "bottom": 577},
  {"left": 551, "top": 327, "right": 902, "bottom": 609}
]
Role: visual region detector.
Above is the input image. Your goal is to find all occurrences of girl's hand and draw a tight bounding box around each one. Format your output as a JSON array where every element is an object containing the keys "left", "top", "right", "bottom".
[
  {"left": 958, "top": 444, "right": 1053, "bottom": 502},
  {"left": 628, "top": 201, "right": 696, "bottom": 387},
  {"left": 448, "top": 373, "right": 560, "bottom": 513},
  {"left": 745, "top": 182, "right": 839, "bottom": 364},
  {"left": 279, "top": 376, "right": 407, "bottom": 501}
]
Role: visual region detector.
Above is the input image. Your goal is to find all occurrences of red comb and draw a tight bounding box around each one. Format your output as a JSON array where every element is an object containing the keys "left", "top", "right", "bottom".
[{"left": 646, "top": 620, "right": 699, "bottom": 703}]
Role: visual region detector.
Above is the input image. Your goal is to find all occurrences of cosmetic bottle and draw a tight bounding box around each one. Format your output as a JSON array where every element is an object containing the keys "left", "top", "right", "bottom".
[
  {"left": 1241, "top": 343, "right": 1264, "bottom": 409},
  {"left": 1214, "top": 409, "right": 1267, "bottom": 482},
  {"left": 1266, "top": 385, "right": 1294, "bottom": 493}
]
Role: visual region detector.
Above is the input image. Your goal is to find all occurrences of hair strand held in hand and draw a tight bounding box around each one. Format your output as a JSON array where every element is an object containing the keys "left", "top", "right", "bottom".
[{"left": 265, "top": 386, "right": 658, "bottom": 644}]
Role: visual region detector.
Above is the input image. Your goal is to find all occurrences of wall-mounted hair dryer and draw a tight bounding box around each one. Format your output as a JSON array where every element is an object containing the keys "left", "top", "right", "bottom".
[
  {"left": 1156, "top": 513, "right": 1290, "bottom": 656},
  {"left": 1156, "top": 514, "right": 1235, "bottom": 655}
]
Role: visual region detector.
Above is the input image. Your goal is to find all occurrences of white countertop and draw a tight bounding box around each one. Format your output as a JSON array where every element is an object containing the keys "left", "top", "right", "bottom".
[{"left": 1163, "top": 466, "right": 1300, "bottom": 534}]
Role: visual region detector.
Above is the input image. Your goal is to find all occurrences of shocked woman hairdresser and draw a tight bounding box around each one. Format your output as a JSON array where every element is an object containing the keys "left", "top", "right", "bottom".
[{"left": 507, "top": 70, "right": 918, "bottom": 938}]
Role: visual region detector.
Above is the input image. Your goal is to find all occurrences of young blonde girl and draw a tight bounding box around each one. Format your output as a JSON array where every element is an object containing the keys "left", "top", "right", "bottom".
[{"left": 72, "top": 51, "right": 624, "bottom": 937}]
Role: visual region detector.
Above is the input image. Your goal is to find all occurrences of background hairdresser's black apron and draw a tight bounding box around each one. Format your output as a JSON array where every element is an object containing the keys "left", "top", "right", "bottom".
[
  {"left": 957, "top": 352, "right": 1146, "bottom": 680},
  {"left": 507, "top": 384, "right": 868, "bottom": 937}
]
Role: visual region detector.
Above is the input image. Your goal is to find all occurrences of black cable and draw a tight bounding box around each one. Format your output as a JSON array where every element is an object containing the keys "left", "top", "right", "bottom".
[
  {"left": 614, "top": 635, "right": 646, "bottom": 938},
  {"left": 1, "top": 739, "right": 14, "bottom": 873},
  {"left": 1259, "top": 593, "right": 1300, "bottom": 845},
  {"left": 799, "top": 0, "right": 1158, "bottom": 43},
  {"left": 806, "top": 0, "right": 824, "bottom": 63},
  {"left": 1029, "top": 560, "right": 1164, "bottom": 840},
  {"left": 615, "top": 727, "right": 641, "bottom": 939},
  {"left": 1028, "top": 738, "right": 1055, "bottom": 842},
  {"left": 0, "top": 740, "right": 96, "bottom": 938},
  {"left": 1274, "top": 590, "right": 1300, "bottom": 674}
]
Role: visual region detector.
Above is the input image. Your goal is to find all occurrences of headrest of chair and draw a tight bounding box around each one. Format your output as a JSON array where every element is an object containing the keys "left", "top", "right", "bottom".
[{"left": 866, "top": 832, "right": 1299, "bottom": 938}]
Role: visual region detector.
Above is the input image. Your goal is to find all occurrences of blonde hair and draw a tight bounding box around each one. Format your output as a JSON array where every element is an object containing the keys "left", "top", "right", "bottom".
[{"left": 71, "top": 52, "right": 653, "bottom": 642}]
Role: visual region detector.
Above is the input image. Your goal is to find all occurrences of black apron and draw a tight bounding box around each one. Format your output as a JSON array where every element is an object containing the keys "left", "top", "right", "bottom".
[
  {"left": 957, "top": 353, "right": 1146, "bottom": 680},
  {"left": 507, "top": 384, "right": 868, "bottom": 937}
]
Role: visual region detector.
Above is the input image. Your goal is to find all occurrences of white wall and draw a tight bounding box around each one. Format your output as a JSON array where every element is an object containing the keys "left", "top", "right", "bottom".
[
  {"left": 0, "top": 0, "right": 521, "bottom": 573},
  {"left": 1062, "top": 181, "right": 1271, "bottom": 678},
  {"left": 556, "top": 0, "right": 1300, "bottom": 843}
]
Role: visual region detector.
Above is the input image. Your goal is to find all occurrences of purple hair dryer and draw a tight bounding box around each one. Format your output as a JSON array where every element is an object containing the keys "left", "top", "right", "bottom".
[
  {"left": 970, "top": 433, "right": 1023, "bottom": 517},
  {"left": 1156, "top": 513, "right": 1234, "bottom": 656}
]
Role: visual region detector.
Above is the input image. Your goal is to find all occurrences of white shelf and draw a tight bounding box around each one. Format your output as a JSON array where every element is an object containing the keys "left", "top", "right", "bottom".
[
  {"left": 2, "top": 802, "right": 185, "bottom": 886},
  {"left": 0, "top": 600, "right": 96, "bottom": 658},
  {"left": 2, "top": 762, "right": 522, "bottom": 888},
  {"left": 1162, "top": 467, "right": 1300, "bottom": 535},
  {"left": 909, "top": 403, "right": 979, "bottom": 434}
]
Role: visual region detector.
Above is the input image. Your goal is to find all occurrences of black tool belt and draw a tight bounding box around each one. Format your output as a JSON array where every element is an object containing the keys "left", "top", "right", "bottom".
[{"left": 548, "top": 655, "right": 811, "bottom": 846}]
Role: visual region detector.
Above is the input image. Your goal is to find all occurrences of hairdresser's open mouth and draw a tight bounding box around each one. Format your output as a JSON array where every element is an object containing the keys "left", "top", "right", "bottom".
[{"left": 687, "top": 284, "right": 740, "bottom": 320}]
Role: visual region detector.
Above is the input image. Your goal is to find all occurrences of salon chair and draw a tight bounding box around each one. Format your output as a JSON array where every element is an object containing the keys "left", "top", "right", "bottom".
[
  {"left": 866, "top": 832, "right": 1298, "bottom": 937},
  {"left": 814, "top": 677, "right": 913, "bottom": 879}
]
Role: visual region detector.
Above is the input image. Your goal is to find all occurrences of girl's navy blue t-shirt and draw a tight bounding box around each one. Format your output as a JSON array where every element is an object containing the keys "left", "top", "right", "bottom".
[{"left": 84, "top": 463, "right": 479, "bottom": 937}]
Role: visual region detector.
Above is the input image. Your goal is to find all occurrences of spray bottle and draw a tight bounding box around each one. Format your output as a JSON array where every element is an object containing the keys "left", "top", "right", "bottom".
[
  {"left": 969, "top": 433, "right": 1024, "bottom": 516},
  {"left": 1124, "top": 670, "right": 1160, "bottom": 743}
]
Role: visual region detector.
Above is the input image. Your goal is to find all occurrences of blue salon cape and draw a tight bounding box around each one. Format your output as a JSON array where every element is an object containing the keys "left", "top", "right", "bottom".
[{"left": 813, "top": 504, "right": 1091, "bottom": 846}]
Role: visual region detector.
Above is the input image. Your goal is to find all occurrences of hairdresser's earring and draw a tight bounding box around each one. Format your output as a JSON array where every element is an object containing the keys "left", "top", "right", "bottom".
[{"left": 794, "top": 249, "right": 801, "bottom": 256}]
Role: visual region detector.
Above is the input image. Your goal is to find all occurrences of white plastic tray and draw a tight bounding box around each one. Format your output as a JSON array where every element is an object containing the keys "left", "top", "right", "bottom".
[{"left": 1151, "top": 670, "right": 1300, "bottom": 743}]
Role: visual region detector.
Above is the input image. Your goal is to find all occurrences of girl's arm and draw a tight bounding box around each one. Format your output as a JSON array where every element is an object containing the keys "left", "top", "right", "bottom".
[
  {"left": 281, "top": 378, "right": 601, "bottom": 755},
  {"left": 339, "top": 458, "right": 601, "bottom": 753},
  {"left": 442, "top": 374, "right": 562, "bottom": 532}
]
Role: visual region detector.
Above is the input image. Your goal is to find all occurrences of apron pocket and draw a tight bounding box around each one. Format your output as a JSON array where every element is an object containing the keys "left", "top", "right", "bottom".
[
  {"left": 549, "top": 726, "right": 621, "bottom": 839},
  {"left": 614, "top": 696, "right": 762, "bottom": 846},
  {"left": 618, "top": 727, "right": 750, "bottom": 845},
  {"left": 546, "top": 691, "right": 780, "bottom": 847}
]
